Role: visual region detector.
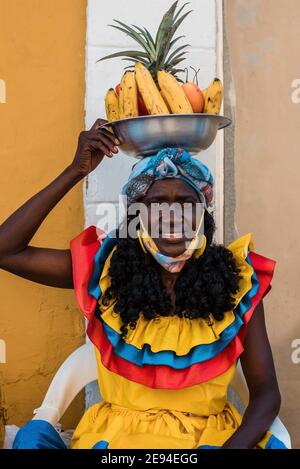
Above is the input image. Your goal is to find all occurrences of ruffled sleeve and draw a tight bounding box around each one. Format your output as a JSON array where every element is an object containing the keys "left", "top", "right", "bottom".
[
  {"left": 226, "top": 233, "right": 276, "bottom": 340},
  {"left": 69, "top": 225, "right": 119, "bottom": 336},
  {"left": 70, "top": 225, "right": 103, "bottom": 322}
]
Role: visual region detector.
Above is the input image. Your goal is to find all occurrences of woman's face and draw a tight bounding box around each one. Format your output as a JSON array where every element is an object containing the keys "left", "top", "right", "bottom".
[{"left": 138, "top": 178, "right": 203, "bottom": 257}]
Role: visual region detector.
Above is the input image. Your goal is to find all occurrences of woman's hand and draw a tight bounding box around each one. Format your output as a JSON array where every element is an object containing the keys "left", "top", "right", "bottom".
[{"left": 71, "top": 118, "right": 120, "bottom": 178}]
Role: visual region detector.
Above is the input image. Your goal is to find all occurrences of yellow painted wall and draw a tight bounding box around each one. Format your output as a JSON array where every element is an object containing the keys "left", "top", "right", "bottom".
[
  {"left": 0, "top": 0, "right": 87, "bottom": 442},
  {"left": 225, "top": 0, "right": 300, "bottom": 448}
]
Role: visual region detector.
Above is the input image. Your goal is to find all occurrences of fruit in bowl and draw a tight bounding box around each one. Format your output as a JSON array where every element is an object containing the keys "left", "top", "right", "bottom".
[{"left": 100, "top": 1, "right": 224, "bottom": 123}]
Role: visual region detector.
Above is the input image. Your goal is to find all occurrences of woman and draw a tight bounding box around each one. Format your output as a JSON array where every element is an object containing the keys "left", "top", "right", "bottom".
[{"left": 0, "top": 119, "right": 284, "bottom": 449}]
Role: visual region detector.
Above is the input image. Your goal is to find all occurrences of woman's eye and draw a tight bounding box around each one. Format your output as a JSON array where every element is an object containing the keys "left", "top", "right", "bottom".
[
  {"left": 182, "top": 199, "right": 196, "bottom": 204},
  {"left": 150, "top": 200, "right": 164, "bottom": 206}
]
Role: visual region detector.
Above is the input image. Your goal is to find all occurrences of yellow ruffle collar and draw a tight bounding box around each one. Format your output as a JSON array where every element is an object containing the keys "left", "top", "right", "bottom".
[{"left": 97, "top": 233, "right": 254, "bottom": 355}]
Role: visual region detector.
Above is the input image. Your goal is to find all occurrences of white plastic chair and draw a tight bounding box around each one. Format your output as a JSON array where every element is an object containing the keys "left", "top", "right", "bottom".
[{"left": 32, "top": 343, "right": 291, "bottom": 448}]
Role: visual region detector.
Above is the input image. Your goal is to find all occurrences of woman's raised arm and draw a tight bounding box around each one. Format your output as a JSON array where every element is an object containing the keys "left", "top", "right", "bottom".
[{"left": 0, "top": 118, "right": 120, "bottom": 288}]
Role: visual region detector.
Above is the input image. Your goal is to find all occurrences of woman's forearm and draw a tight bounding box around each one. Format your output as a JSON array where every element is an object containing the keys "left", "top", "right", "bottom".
[
  {"left": 0, "top": 165, "right": 82, "bottom": 258},
  {"left": 0, "top": 120, "right": 118, "bottom": 287},
  {"left": 223, "top": 387, "right": 281, "bottom": 449}
]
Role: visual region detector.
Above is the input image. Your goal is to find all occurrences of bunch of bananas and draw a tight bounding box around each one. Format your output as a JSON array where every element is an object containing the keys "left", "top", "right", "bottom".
[{"left": 105, "top": 62, "right": 223, "bottom": 122}]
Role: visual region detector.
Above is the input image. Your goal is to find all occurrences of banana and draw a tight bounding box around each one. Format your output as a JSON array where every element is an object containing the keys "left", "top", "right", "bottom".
[
  {"left": 157, "top": 70, "right": 193, "bottom": 114},
  {"left": 160, "top": 89, "right": 172, "bottom": 112},
  {"left": 203, "top": 78, "right": 223, "bottom": 114},
  {"left": 119, "top": 71, "right": 139, "bottom": 118},
  {"left": 105, "top": 88, "right": 120, "bottom": 121},
  {"left": 135, "top": 62, "right": 169, "bottom": 115}
]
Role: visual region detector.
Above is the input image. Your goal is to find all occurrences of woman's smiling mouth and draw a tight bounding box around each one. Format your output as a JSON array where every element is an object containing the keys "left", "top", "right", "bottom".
[{"left": 162, "top": 232, "right": 183, "bottom": 239}]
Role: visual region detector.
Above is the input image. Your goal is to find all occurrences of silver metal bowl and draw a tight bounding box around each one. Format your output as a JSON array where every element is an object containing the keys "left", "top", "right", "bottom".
[{"left": 101, "top": 114, "right": 231, "bottom": 158}]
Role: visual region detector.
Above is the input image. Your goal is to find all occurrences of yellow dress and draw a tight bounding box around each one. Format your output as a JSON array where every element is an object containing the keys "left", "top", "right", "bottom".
[{"left": 69, "top": 227, "right": 281, "bottom": 449}]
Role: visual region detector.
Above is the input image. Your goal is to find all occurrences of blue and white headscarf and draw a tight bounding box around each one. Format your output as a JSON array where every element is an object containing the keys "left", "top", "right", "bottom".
[{"left": 121, "top": 147, "right": 215, "bottom": 211}]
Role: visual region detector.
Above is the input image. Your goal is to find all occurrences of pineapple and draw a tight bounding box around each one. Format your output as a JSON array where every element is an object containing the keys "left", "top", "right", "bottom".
[{"left": 96, "top": 1, "right": 192, "bottom": 85}]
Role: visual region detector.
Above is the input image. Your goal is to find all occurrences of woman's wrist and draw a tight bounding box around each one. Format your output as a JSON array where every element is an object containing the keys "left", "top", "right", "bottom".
[
  {"left": 223, "top": 439, "right": 253, "bottom": 449},
  {"left": 222, "top": 422, "right": 260, "bottom": 449},
  {"left": 65, "top": 164, "right": 86, "bottom": 184}
]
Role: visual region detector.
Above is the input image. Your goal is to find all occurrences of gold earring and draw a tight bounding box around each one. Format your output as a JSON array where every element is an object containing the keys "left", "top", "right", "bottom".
[
  {"left": 195, "top": 234, "right": 207, "bottom": 258},
  {"left": 137, "top": 229, "right": 147, "bottom": 254}
]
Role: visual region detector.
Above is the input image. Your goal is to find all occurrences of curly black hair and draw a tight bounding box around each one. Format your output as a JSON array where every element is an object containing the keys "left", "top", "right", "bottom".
[{"left": 101, "top": 210, "right": 243, "bottom": 339}]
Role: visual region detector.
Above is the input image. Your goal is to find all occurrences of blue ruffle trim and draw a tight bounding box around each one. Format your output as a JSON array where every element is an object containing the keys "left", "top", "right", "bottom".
[{"left": 90, "top": 240, "right": 260, "bottom": 368}]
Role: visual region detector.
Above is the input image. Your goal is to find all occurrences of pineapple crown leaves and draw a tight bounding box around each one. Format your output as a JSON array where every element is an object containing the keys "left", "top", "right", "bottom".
[
  {"left": 96, "top": 1, "right": 193, "bottom": 81},
  {"left": 155, "top": 1, "right": 192, "bottom": 69}
]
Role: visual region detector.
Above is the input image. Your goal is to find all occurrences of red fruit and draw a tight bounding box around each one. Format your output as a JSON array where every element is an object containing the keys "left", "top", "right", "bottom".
[
  {"left": 115, "top": 82, "right": 148, "bottom": 115},
  {"left": 137, "top": 92, "right": 149, "bottom": 116}
]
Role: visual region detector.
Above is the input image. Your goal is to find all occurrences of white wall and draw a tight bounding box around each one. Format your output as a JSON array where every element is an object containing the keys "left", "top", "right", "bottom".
[{"left": 84, "top": 0, "right": 223, "bottom": 239}]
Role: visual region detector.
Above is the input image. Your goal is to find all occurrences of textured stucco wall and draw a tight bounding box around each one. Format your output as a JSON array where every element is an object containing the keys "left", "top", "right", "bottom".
[
  {"left": 0, "top": 0, "right": 87, "bottom": 438},
  {"left": 224, "top": 0, "right": 300, "bottom": 447}
]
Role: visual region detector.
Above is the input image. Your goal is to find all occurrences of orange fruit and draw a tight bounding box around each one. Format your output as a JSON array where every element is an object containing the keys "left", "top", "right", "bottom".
[{"left": 182, "top": 82, "right": 205, "bottom": 113}]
